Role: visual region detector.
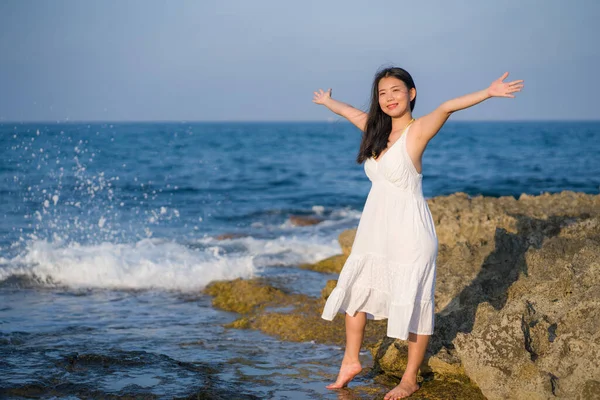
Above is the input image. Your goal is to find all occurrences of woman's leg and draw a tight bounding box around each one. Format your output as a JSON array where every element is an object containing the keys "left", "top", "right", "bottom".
[
  {"left": 384, "top": 332, "right": 430, "bottom": 399},
  {"left": 326, "top": 311, "right": 367, "bottom": 389}
]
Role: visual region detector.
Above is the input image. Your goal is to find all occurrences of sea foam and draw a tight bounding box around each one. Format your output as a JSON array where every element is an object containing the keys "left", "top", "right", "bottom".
[
  {"left": 0, "top": 233, "right": 341, "bottom": 291},
  {"left": 0, "top": 238, "right": 254, "bottom": 291}
]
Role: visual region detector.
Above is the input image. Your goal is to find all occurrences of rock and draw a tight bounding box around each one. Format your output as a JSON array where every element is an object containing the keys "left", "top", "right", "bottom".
[
  {"left": 453, "top": 216, "right": 600, "bottom": 400},
  {"left": 299, "top": 254, "right": 348, "bottom": 273},
  {"left": 0, "top": 354, "right": 261, "bottom": 400},
  {"left": 369, "top": 336, "right": 470, "bottom": 383},
  {"left": 335, "top": 373, "right": 486, "bottom": 399},
  {"left": 289, "top": 215, "right": 322, "bottom": 226},
  {"left": 580, "top": 380, "right": 600, "bottom": 400},
  {"left": 321, "top": 279, "right": 337, "bottom": 300},
  {"left": 339, "top": 229, "right": 356, "bottom": 256},
  {"left": 225, "top": 317, "right": 251, "bottom": 329},
  {"left": 215, "top": 233, "right": 249, "bottom": 240},
  {"left": 203, "top": 279, "right": 288, "bottom": 314},
  {"left": 204, "top": 277, "right": 387, "bottom": 345},
  {"left": 427, "top": 191, "right": 600, "bottom": 248},
  {"left": 370, "top": 337, "right": 409, "bottom": 378}
]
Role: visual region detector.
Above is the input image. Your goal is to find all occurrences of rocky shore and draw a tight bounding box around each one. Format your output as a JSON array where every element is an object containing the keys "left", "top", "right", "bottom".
[{"left": 204, "top": 191, "right": 600, "bottom": 400}]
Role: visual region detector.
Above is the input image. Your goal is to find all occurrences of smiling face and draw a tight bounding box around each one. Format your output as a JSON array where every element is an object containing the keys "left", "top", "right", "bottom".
[{"left": 377, "top": 76, "right": 416, "bottom": 117}]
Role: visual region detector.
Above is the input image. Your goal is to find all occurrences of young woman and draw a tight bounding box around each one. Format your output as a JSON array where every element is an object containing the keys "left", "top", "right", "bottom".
[{"left": 313, "top": 67, "right": 523, "bottom": 399}]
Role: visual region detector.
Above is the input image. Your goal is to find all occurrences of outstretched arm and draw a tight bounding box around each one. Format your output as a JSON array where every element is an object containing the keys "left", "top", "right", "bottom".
[
  {"left": 414, "top": 72, "right": 524, "bottom": 144},
  {"left": 313, "top": 88, "right": 368, "bottom": 132}
]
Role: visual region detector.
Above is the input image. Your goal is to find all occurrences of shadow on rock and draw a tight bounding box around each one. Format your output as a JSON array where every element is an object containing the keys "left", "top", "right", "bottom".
[{"left": 430, "top": 214, "right": 568, "bottom": 355}]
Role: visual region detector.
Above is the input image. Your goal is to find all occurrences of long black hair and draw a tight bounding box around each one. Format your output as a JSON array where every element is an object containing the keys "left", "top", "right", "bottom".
[{"left": 357, "top": 67, "right": 416, "bottom": 164}]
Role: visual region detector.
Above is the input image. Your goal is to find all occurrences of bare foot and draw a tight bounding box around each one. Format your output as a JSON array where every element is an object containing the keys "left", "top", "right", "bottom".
[
  {"left": 326, "top": 361, "right": 362, "bottom": 389},
  {"left": 383, "top": 379, "right": 420, "bottom": 399}
]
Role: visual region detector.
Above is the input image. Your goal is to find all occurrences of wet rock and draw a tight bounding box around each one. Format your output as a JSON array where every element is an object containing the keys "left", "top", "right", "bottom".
[
  {"left": 242, "top": 307, "right": 389, "bottom": 346},
  {"left": 370, "top": 337, "right": 409, "bottom": 378},
  {"left": 207, "top": 277, "right": 387, "bottom": 345},
  {"left": 350, "top": 377, "right": 485, "bottom": 400},
  {"left": 224, "top": 317, "right": 251, "bottom": 329},
  {"left": 177, "top": 391, "right": 259, "bottom": 400},
  {"left": 215, "top": 233, "right": 249, "bottom": 240},
  {"left": 321, "top": 279, "right": 337, "bottom": 300},
  {"left": 300, "top": 254, "right": 347, "bottom": 273},
  {"left": 0, "top": 353, "right": 260, "bottom": 400},
  {"left": 369, "top": 336, "right": 471, "bottom": 386},
  {"left": 289, "top": 215, "right": 322, "bottom": 226},
  {"left": 339, "top": 229, "right": 356, "bottom": 256},
  {"left": 204, "top": 279, "right": 289, "bottom": 314}
]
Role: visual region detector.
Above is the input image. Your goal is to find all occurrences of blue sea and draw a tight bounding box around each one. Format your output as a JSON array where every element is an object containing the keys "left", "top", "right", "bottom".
[{"left": 1, "top": 121, "right": 599, "bottom": 398}]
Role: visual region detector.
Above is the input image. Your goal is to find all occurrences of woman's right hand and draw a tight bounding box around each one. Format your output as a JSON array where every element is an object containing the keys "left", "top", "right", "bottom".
[
  {"left": 312, "top": 88, "right": 332, "bottom": 105},
  {"left": 311, "top": 88, "right": 367, "bottom": 131}
]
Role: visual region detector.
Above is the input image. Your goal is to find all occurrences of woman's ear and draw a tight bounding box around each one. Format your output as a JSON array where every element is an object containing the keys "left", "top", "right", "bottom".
[{"left": 410, "top": 88, "right": 416, "bottom": 102}]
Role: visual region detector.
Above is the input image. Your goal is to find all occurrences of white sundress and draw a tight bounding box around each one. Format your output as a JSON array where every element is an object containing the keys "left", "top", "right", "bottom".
[{"left": 321, "top": 125, "right": 438, "bottom": 340}]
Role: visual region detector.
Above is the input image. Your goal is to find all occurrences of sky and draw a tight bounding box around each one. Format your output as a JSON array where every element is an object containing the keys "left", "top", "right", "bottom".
[{"left": 1, "top": 0, "right": 599, "bottom": 122}]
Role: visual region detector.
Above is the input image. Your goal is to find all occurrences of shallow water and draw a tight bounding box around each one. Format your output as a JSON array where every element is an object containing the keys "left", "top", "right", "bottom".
[{"left": 1, "top": 284, "right": 380, "bottom": 399}]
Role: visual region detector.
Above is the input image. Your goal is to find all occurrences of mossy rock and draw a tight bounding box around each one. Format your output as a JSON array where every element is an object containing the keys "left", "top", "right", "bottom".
[
  {"left": 300, "top": 254, "right": 347, "bottom": 274},
  {"left": 339, "top": 229, "right": 357, "bottom": 256},
  {"left": 321, "top": 279, "right": 337, "bottom": 300},
  {"left": 225, "top": 317, "right": 251, "bottom": 329},
  {"left": 203, "top": 278, "right": 286, "bottom": 314}
]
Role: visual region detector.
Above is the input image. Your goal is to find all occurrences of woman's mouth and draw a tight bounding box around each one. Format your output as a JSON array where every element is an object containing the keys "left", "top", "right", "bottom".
[{"left": 387, "top": 103, "right": 398, "bottom": 110}]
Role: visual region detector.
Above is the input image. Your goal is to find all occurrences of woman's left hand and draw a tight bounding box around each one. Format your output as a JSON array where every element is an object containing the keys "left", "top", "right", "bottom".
[{"left": 487, "top": 72, "right": 524, "bottom": 98}]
